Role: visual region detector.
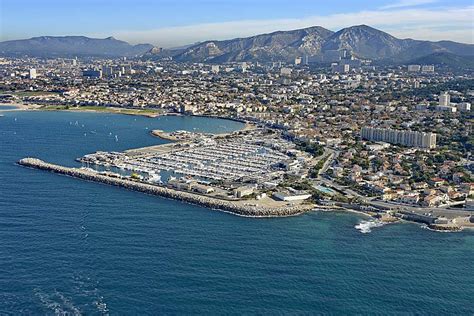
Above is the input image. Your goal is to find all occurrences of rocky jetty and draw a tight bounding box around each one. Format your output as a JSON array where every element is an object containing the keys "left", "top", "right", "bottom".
[
  {"left": 427, "top": 224, "right": 462, "bottom": 232},
  {"left": 18, "top": 158, "right": 313, "bottom": 217}
]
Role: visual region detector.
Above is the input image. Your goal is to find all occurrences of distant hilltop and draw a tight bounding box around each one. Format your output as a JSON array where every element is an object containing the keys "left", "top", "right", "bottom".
[
  {"left": 0, "top": 36, "right": 154, "bottom": 58},
  {"left": 1, "top": 25, "right": 473, "bottom": 63}
]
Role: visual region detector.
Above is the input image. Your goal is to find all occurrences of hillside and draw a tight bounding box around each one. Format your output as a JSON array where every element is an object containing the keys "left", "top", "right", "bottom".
[
  {"left": 0, "top": 36, "right": 154, "bottom": 58},
  {"left": 157, "top": 25, "right": 474, "bottom": 63}
]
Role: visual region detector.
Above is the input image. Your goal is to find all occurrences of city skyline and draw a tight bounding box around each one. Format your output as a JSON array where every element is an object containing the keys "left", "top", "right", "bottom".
[{"left": 1, "top": 0, "right": 473, "bottom": 47}]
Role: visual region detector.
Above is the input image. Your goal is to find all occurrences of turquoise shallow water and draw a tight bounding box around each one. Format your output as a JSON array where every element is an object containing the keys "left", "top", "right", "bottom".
[{"left": 0, "top": 111, "right": 473, "bottom": 314}]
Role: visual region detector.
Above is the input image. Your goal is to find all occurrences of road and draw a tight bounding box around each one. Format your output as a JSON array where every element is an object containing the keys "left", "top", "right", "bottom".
[
  {"left": 317, "top": 148, "right": 335, "bottom": 176},
  {"left": 313, "top": 146, "right": 473, "bottom": 219}
]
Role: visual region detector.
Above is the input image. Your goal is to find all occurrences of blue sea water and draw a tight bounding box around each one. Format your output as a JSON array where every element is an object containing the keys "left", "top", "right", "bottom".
[
  {"left": 0, "top": 110, "right": 473, "bottom": 314},
  {"left": 0, "top": 105, "right": 19, "bottom": 110}
]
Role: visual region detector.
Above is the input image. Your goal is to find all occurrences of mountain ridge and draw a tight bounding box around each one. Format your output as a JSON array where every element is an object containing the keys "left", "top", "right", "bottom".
[
  {"left": 148, "top": 24, "right": 474, "bottom": 63},
  {"left": 1, "top": 25, "right": 473, "bottom": 63},
  {"left": 171, "top": 26, "right": 335, "bottom": 63},
  {"left": 0, "top": 35, "right": 154, "bottom": 58}
]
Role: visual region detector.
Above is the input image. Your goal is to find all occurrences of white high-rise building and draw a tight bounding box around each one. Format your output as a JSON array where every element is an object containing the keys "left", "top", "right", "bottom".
[
  {"left": 422, "top": 65, "right": 435, "bottom": 73},
  {"left": 439, "top": 92, "right": 450, "bottom": 106},
  {"left": 211, "top": 65, "right": 220, "bottom": 74},
  {"left": 101, "top": 65, "right": 113, "bottom": 77},
  {"left": 361, "top": 127, "right": 436, "bottom": 149},
  {"left": 280, "top": 67, "right": 292, "bottom": 76},
  {"left": 408, "top": 65, "right": 421, "bottom": 72},
  {"left": 457, "top": 102, "right": 471, "bottom": 112},
  {"left": 29, "top": 68, "right": 37, "bottom": 79},
  {"left": 436, "top": 105, "right": 457, "bottom": 112},
  {"left": 331, "top": 63, "right": 350, "bottom": 73}
]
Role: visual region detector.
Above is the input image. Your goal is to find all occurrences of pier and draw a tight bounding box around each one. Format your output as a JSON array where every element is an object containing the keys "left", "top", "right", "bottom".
[{"left": 18, "top": 158, "right": 314, "bottom": 217}]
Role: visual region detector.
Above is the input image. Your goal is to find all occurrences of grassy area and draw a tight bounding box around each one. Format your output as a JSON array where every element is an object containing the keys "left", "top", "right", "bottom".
[
  {"left": 296, "top": 141, "right": 324, "bottom": 157},
  {"left": 41, "top": 105, "right": 162, "bottom": 116},
  {"left": 3, "top": 90, "right": 60, "bottom": 97},
  {"left": 309, "top": 154, "right": 330, "bottom": 178},
  {"left": 41, "top": 105, "right": 69, "bottom": 110}
]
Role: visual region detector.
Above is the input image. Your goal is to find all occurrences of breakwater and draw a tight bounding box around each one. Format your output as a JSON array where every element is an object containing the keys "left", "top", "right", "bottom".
[{"left": 18, "top": 158, "right": 313, "bottom": 217}]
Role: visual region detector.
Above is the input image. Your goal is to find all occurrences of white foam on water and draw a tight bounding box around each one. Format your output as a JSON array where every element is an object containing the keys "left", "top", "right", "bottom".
[
  {"left": 34, "top": 288, "right": 81, "bottom": 315},
  {"left": 55, "top": 290, "right": 81, "bottom": 315},
  {"left": 94, "top": 296, "right": 109, "bottom": 313},
  {"left": 355, "top": 220, "right": 386, "bottom": 234},
  {"left": 72, "top": 273, "right": 109, "bottom": 314}
]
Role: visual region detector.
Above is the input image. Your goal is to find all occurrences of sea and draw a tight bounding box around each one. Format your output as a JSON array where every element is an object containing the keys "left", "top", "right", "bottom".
[{"left": 0, "top": 109, "right": 473, "bottom": 314}]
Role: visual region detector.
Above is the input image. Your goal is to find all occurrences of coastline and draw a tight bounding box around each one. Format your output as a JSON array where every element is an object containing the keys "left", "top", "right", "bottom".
[
  {"left": 7, "top": 103, "right": 471, "bottom": 232},
  {"left": 0, "top": 102, "right": 162, "bottom": 117},
  {"left": 18, "top": 158, "right": 315, "bottom": 218},
  {"left": 1, "top": 102, "right": 258, "bottom": 139},
  {"left": 150, "top": 122, "right": 255, "bottom": 141},
  {"left": 0, "top": 103, "right": 257, "bottom": 128},
  {"left": 0, "top": 102, "right": 43, "bottom": 111}
]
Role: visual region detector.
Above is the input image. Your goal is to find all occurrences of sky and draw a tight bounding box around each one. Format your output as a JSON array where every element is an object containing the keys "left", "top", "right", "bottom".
[{"left": 0, "top": 0, "right": 473, "bottom": 47}]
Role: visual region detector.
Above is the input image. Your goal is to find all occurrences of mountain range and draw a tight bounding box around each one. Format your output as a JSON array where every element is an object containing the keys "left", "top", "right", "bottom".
[
  {"left": 0, "top": 36, "right": 153, "bottom": 58},
  {"left": 1, "top": 25, "right": 473, "bottom": 64},
  {"left": 164, "top": 25, "right": 474, "bottom": 63}
]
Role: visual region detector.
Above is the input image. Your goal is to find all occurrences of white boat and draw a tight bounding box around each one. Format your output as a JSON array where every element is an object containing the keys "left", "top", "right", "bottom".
[{"left": 147, "top": 173, "right": 162, "bottom": 184}]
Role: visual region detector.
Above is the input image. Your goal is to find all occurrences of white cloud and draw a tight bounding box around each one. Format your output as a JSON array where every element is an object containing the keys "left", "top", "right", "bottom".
[
  {"left": 93, "top": 6, "right": 474, "bottom": 47},
  {"left": 390, "top": 27, "right": 474, "bottom": 43},
  {"left": 380, "top": 0, "right": 437, "bottom": 10}
]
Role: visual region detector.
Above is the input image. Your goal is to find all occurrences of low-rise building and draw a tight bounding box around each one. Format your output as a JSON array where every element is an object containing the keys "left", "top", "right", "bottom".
[
  {"left": 234, "top": 186, "right": 255, "bottom": 198},
  {"left": 272, "top": 190, "right": 312, "bottom": 201}
]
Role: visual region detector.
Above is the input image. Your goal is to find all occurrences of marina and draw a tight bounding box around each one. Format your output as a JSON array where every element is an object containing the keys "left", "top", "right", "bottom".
[
  {"left": 78, "top": 129, "right": 312, "bottom": 199},
  {"left": 81, "top": 139, "right": 295, "bottom": 183}
]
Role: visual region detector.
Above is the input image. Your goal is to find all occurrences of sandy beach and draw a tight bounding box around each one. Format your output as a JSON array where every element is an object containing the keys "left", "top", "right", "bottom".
[{"left": 0, "top": 103, "right": 43, "bottom": 111}]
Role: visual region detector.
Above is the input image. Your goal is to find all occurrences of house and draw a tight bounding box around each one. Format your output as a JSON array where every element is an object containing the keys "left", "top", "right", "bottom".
[
  {"left": 423, "top": 194, "right": 443, "bottom": 207},
  {"left": 399, "top": 193, "right": 420, "bottom": 205},
  {"left": 364, "top": 182, "right": 390, "bottom": 194},
  {"left": 448, "top": 191, "right": 463, "bottom": 200},
  {"left": 382, "top": 191, "right": 396, "bottom": 201},
  {"left": 412, "top": 182, "right": 428, "bottom": 190},
  {"left": 424, "top": 188, "right": 436, "bottom": 196},
  {"left": 400, "top": 183, "right": 411, "bottom": 191},
  {"left": 430, "top": 177, "right": 445, "bottom": 187},
  {"left": 439, "top": 186, "right": 453, "bottom": 193},
  {"left": 460, "top": 183, "right": 474, "bottom": 196},
  {"left": 389, "top": 175, "right": 403, "bottom": 184}
]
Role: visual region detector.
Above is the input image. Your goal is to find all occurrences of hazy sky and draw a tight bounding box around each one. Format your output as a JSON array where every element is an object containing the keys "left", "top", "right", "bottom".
[{"left": 1, "top": 0, "right": 473, "bottom": 47}]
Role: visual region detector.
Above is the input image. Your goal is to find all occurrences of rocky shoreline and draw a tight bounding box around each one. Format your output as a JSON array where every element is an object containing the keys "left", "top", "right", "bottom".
[{"left": 18, "top": 158, "right": 314, "bottom": 218}]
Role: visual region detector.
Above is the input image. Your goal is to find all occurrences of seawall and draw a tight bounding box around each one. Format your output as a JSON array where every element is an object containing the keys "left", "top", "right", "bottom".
[{"left": 18, "top": 158, "right": 313, "bottom": 218}]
